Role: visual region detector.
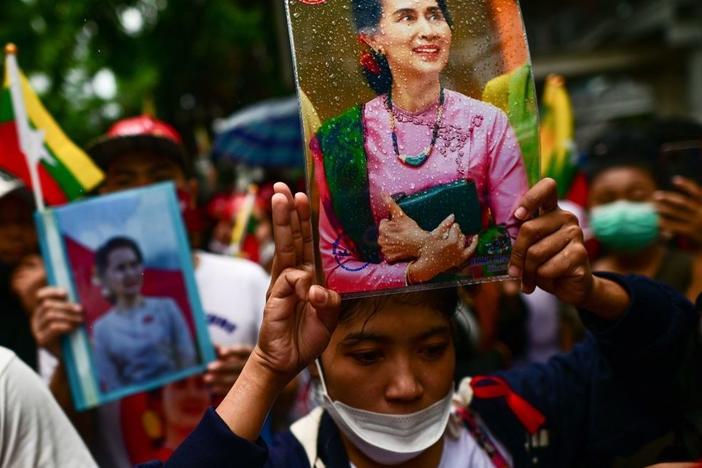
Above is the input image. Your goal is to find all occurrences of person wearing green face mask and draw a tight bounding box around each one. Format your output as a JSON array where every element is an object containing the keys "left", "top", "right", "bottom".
[
  {"left": 586, "top": 127, "right": 702, "bottom": 466},
  {"left": 586, "top": 126, "right": 702, "bottom": 303},
  {"left": 590, "top": 199, "right": 660, "bottom": 253}
]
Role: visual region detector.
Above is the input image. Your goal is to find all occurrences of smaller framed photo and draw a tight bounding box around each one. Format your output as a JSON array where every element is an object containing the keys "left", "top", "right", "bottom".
[{"left": 36, "top": 182, "right": 215, "bottom": 410}]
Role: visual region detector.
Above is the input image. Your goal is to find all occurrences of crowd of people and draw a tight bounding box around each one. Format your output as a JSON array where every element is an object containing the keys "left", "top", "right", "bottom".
[
  {"left": 2, "top": 2, "right": 702, "bottom": 468},
  {"left": 2, "top": 117, "right": 701, "bottom": 467}
]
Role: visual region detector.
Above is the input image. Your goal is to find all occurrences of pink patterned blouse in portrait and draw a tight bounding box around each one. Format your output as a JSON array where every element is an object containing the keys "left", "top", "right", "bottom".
[{"left": 312, "top": 90, "right": 528, "bottom": 293}]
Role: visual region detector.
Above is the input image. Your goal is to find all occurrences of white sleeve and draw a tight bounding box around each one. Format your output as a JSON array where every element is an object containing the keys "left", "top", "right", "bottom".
[
  {"left": 0, "top": 348, "right": 97, "bottom": 468},
  {"left": 37, "top": 347, "right": 59, "bottom": 384}
]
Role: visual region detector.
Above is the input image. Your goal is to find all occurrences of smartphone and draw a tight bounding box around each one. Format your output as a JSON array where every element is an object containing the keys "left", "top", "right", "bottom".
[{"left": 658, "top": 140, "right": 702, "bottom": 188}]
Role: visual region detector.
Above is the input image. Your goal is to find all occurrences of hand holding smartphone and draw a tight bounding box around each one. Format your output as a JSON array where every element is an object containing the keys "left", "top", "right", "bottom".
[{"left": 654, "top": 140, "right": 702, "bottom": 245}]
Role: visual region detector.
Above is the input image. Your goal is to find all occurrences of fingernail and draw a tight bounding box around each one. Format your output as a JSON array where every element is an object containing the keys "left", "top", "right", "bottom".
[
  {"left": 514, "top": 207, "right": 528, "bottom": 220},
  {"left": 311, "top": 285, "right": 327, "bottom": 305},
  {"left": 653, "top": 191, "right": 664, "bottom": 200},
  {"left": 508, "top": 265, "right": 520, "bottom": 277},
  {"left": 672, "top": 176, "right": 684, "bottom": 184}
]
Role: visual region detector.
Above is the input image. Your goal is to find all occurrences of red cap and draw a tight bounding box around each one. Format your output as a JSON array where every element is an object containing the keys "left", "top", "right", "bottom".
[
  {"left": 106, "top": 115, "right": 183, "bottom": 144},
  {"left": 207, "top": 192, "right": 249, "bottom": 221},
  {"left": 87, "top": 115, "right": 190, "bottom": 174}
]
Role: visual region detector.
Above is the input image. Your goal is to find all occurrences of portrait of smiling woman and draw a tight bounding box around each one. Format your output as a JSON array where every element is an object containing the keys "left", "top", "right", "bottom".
[
  {"left": 306, "top": 0, "right": 530, "bottom": 295},
  {"left": 91, "top": 236, "right": 197, "bottom": 393}
]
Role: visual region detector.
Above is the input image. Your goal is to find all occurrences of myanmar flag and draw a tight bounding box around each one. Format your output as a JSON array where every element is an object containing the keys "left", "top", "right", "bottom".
[
  {"left": 0, "top": 48, "right": 103, "bottom": 205},
  {"left": 540, "top": 75, "right": 577, "bottom": 199}
]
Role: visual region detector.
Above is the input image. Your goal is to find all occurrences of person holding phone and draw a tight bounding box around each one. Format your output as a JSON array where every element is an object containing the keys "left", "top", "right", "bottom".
[
  {"left": 587, "top": 126, "right": 702, "bottom": 302},
  {"left": 651, "top": 118, "right": 702, "bottom": 249}
]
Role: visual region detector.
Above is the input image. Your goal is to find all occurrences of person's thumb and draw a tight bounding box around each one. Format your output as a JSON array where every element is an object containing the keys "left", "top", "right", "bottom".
[
  {"left": 309, "top": 285, "right": 341, "bottom": 333},
  {"left": 385, "top": 194, "right": 405, "bottom": 219},
  {"left": 433, "top": 214, "right": 455, "bottom": 234}
]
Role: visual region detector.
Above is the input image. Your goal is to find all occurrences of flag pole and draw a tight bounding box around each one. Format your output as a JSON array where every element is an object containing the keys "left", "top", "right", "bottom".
[{"left": 4, "top": 43, "right": 46, "bottom": 211}]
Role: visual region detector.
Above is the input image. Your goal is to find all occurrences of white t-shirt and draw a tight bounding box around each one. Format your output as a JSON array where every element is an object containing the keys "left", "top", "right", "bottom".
[
  {"left": 193, "top": 251, "right": 268, "bottom": 347},
  {"left": 0, "top": 347, "right": 97, "bottom": 468},
  {"left": 438, "top": 425, "right": 494, "bottom": 467},
  {"left": 40, "top": 252, "right": 270, "bottom": 468},
  {"left": 347, "top": 427, "right": 495, "bottom": 468}
]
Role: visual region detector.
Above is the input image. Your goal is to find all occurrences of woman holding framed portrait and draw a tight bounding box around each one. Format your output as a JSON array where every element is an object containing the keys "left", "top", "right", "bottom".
[{"left": 310, "top": 0, "right": 529, "bottom": 294}]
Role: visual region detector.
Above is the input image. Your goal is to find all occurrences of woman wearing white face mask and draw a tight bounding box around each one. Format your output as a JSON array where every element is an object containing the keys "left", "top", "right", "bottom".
[{"left": 138, "top": 178, "right": 700, "bottom": 468}]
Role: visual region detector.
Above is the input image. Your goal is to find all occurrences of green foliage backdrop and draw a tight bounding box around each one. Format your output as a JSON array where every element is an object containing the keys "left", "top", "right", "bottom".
[{"left": 0, "top": 0, "right": 290, "bottom": 151}]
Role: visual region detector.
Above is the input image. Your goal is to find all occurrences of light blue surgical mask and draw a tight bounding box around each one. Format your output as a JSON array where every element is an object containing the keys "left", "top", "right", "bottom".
[{"left": 590, "top": 200, "right": 660, "bottom": 253}]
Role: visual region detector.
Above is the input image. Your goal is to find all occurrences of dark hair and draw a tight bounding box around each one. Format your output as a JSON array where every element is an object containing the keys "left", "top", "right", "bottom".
[
  {"left": 95, "top": 236, "right": 143, "bottom": 278},
  {"left": 650, "top": 118, "right": 702, "bottom": 146},
  {"left": 351, "top": 0, "right": 453, "bottom": 95},
  {"left": 339, "top": 288, "right": 458, "bottom": 325},
  {"left": 584, "top": 126, "right": 663, "bottom": 187}
]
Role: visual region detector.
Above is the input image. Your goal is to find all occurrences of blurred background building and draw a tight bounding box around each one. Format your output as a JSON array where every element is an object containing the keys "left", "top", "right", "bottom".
[{"left": 521, "top": 0, "right": 702, "bottom": 147}]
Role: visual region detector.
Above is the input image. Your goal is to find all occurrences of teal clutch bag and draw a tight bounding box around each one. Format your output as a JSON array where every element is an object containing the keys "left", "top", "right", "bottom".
[{"left": 391, "top": 180, "right": 482, "bottom": 234}]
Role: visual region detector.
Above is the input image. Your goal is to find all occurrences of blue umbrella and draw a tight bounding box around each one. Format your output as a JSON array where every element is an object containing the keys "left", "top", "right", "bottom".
[{"left": 212, "top": 96, "right": 304, "bottom": 168}]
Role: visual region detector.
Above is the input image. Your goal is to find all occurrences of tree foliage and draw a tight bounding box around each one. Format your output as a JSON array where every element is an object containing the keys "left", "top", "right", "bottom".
[{"left": 0, "top": 0, "right": 290, "bottom": 150}]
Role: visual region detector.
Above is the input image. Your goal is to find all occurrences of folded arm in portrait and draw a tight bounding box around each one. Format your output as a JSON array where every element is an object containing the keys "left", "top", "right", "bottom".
[
  {"left": 311, "top": 94, "right": 528, "bottom": 293},
  {"left": 93, "top": 296, "right": 197, "bottom": 393}
]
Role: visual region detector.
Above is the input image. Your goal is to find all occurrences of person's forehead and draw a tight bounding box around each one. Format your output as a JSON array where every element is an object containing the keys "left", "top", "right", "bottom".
[
  {"left": 382, "top": 0, "right": 441, "bottom": 12},
  {"left": 0, "top": 194, "right": 33, "bottom": 220},
  {"left": 591, "top": 165, "right": 657, "bottom": 190},
  {"left": 108, "top": 247, "right": 139, "bottom": 262},
  {"left": 336, "top": 301, "right": 449, "bottom": 339},
  {"left": 106, "top": 151, "right": 183, "bottom": 174}
]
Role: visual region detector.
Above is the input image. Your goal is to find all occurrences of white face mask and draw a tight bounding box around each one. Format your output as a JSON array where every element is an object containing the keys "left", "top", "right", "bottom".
[{"left": 315, "top": 360, "right": 453, "bottom": 466}]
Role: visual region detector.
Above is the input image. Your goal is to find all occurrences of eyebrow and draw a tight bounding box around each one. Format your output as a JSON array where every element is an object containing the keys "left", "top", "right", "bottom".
[
  {"left": 392, "top": 8, "right": 416, "bottom": 17},
  {"left": 392, "top": 6, "right": 442, "bottom": 16},
  {"left": 339, "top": 325, "right": 451, "bottom": 346},
  {"left": 340, "top": 332, "right": 390, "bottom": 346},
  {"left": 414, "top": 325, "right": 451, "bottom": 341}
]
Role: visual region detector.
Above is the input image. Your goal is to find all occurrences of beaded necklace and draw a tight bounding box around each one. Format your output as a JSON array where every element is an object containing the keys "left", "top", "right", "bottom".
[{"left": 386, "top": 87, "right": 445, "bottom": 167}]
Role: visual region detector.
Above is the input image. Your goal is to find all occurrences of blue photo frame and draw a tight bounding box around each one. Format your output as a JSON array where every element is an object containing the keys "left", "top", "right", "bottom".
[{"left": 35, "top": 182, "right": 215, "bottom": 410}]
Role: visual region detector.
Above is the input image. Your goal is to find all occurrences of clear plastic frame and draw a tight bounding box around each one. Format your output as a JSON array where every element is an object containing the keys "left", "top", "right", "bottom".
[
  {"left": 286, "top": 0, "right": 539, "bottom": 297},
  {"left": 35, "top": 183, "right": 214, "bottom": 409}
]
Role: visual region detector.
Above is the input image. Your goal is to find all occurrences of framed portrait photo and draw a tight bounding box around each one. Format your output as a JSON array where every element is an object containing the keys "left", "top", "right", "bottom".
[
  {"left": 286, "top": 0, "right": 540, "bottom": 297},
  {"left": 35, "top": 182, "right": 215, "bottom": 410}
]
